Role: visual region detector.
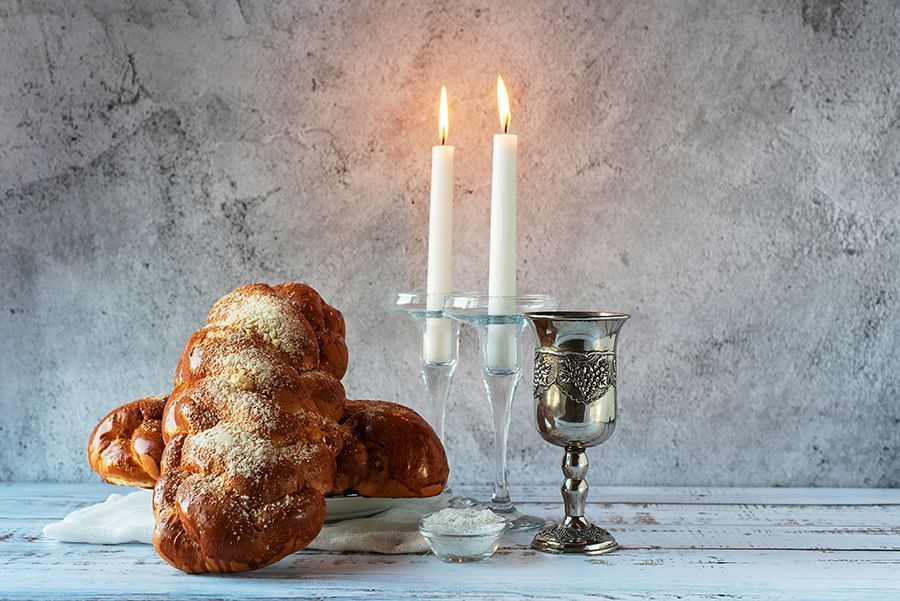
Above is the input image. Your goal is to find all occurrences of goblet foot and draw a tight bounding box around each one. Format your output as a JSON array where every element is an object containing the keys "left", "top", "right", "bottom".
[{"left": 531, "top": 520, "right": 618, "bottom": 555}]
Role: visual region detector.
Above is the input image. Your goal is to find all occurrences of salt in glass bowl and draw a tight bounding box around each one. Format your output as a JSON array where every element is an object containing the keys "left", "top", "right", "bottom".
[{"left": 417, "top": 511, "right": 509, "bottom": 563}]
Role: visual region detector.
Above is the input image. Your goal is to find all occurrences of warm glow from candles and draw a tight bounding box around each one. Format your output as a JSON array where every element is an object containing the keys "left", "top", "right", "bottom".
[
  {"left": 439, "top": 86, "right": 449, "bottom": 145},
  {"left": 497, "top": 75, "right": 511, "bottom": 133}
]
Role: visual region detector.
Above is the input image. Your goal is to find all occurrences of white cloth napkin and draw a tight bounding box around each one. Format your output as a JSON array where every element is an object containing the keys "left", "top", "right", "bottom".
[
  {"left": 42, "top": 489, "right": 154, "bottom": 544},
  {"left": 43, "top": 490, "right": 447, "bottom": 554}
]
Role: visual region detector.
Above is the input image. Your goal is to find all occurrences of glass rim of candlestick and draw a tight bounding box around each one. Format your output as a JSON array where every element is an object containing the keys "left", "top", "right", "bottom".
[
  {"left": 385, "top": 291, "right": 481, "bottom": 319},
  {"left": 443, "top": 293, "right": 557, "bottom": 317}
]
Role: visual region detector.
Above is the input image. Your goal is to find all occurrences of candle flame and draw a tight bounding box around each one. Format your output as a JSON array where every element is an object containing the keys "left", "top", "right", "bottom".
[
  {"left": 439, "top": 85, "right": 449, "bottom": 145},
  {"left": 497, "top": 75, "right": 511, "bottom": 133}
]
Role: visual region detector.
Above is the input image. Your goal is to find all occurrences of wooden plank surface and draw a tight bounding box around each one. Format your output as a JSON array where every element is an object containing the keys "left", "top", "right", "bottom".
[
  {"left": 1, "top": 483, "right": 899, "bottom": 600},
  {"left": 5, "top": 482, "right": 900, "bottom": 506}
]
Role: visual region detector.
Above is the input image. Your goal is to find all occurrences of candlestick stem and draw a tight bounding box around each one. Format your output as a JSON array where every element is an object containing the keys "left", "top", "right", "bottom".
[
  {"left": 421, "top": 361, "right": 454, "bottom": 442},
  {"left": 482, "top": 369, "right": 517, "bottom": 512}
]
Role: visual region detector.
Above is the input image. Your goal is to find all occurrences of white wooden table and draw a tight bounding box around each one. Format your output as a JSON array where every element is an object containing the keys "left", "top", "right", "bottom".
[{"left": 2, "top": 483, "right": 898, "bottom": 600}]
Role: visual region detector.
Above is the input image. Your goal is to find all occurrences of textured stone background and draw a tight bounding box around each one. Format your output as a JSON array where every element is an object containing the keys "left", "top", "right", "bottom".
[{"left": 1, "top": 1, "right": 898, "bottom": 486}]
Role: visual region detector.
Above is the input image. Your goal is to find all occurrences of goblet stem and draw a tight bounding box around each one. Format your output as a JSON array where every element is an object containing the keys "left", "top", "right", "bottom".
[
  {"left": 481, "top": 368, "right": 519, "bottom": 511},
  {"left": 562, "top": 447, "right": 591, "bottom": 528}
]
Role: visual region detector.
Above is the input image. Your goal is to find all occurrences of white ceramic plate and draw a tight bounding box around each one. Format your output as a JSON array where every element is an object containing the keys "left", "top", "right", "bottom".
[{"left": 324, "top": 494, "right": 398, "bottom": 523}]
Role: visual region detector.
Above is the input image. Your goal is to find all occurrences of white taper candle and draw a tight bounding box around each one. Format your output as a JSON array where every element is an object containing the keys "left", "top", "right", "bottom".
[
  {"left": 487, "top": 76, "right": 517, "bottom": 370},
  {"left": 424, "top": 86, "right": 454, "bottom": 364}
]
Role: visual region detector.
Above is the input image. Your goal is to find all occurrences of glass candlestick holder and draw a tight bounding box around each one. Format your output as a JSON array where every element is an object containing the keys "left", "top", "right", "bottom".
[
  {"left": 444, "top": 293, "right": 557, "bottom": 531},
  {"left": 385, "top": 292, "right": 470, "bottom": 503}
]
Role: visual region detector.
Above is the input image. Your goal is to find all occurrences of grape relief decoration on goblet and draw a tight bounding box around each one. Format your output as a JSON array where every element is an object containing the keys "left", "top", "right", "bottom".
[{"left": 533, "top": 350, "right": 616, "bottom": 406}]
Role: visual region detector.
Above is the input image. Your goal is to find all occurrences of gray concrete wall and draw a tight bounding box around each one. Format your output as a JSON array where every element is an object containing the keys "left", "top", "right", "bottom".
[{"left": 1, "top": 0, "right": 898, "bottom": 486}]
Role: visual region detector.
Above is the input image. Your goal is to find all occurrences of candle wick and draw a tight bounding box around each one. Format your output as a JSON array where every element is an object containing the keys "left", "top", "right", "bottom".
[{"left": 503, "top": 117, "right": 509, "bottom": 134}]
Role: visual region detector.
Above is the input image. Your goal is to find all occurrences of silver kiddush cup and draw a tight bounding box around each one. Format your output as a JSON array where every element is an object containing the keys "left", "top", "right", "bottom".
[{"left": 524, "top": 311, "right": 630, "bottom": 555}]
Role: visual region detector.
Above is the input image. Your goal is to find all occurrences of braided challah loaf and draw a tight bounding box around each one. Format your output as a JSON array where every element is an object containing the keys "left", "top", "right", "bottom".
[
  {"left": 153, "top": 283, "right": 348, "bottom": 573},
  {"left": 87, "top": 283, "right": 448, "bottom": 573}
]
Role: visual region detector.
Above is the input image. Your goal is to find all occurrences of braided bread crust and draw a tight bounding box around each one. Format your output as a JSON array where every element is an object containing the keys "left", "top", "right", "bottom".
[
  {"left": 87, "top": 395, "right": 167, "bottom": 489},
  {"left": 152, "top": 283, "right": 347, "bottom": 573},
  {"left": 332, "top": 400, "right": 449, "bottom": 498},
  {"left": 272, "top": 283, "right": 348, "bottom": 380}
]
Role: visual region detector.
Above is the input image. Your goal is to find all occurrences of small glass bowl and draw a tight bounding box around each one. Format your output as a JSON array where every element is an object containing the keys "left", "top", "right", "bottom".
[{"left": 417, "top": 513, "right": 509, "bottom": 563}]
